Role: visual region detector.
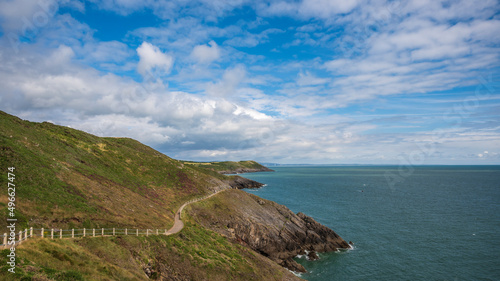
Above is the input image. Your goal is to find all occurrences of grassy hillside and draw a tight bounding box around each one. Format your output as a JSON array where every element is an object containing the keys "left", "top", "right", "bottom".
[
  {"left": 0, "top": 111, "right": 229, "bottom": 230},
  {"left": 0, "top": 219, "right": 300, "bottom": 280},
  {"left": 183, "top": 160, "right": 274, "bottom": 174},
  {"left": 0, "top": 111, "right": 302, "bottom": 281}
]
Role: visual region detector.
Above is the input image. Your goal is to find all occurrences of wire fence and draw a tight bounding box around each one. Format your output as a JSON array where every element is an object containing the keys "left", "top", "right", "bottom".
[
  {"left": 0, "top": 227, "right": 171, "bottom": 247},
  {"left": 0, "top": 187, "right": 227, "bottom": 248}
]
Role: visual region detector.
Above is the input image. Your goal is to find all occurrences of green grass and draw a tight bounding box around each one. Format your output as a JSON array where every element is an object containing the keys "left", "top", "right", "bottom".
[
  {"left": 0, "top": 221, "right": 297, "bottom": 281},
  {"left": 0, "top": 110, "right": 228, "bottom": 230},
  {"left": 0, "top": 111, "right": 298, "bottom": 281},
  {"left": 183, "top": 160, "right": 271, "bottom": 173}
]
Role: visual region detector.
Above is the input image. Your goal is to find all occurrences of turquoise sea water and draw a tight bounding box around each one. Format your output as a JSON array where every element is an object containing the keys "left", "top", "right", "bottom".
[{"left": 240, "top": 166, "right": 500, "bottom": 281}]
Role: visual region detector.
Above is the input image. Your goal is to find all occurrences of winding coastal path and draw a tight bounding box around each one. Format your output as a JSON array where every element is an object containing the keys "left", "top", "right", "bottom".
[
  {"left": 1, "top": 188, "right": 230, "bottom": 248},
  {"left": 165, "top": 188, "right": 228, "bottom": 235}
]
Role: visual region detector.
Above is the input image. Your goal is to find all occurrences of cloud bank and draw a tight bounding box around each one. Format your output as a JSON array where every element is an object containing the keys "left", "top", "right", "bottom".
[{"left": 0, "top": 0, "right": 499, "bottom": 164}]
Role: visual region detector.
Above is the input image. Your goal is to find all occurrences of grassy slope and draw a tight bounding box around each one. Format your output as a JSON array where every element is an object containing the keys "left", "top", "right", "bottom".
[
  {"left": 183, "top": 160, "right": 271, "bottom": 173},
  {"left": 0, "top": 111, "right": 300, "bottom": 280},
  {"left": 0, "top": 110, "right": 228, "bottom": 230},
  {"left": 0, "top": 221, "right": 299, "bottom": 281}
]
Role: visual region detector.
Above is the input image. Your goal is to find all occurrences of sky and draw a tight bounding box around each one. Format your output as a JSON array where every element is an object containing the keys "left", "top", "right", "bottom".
[{"left": 0, "top": 0, "right": 499, "bottom": 165}]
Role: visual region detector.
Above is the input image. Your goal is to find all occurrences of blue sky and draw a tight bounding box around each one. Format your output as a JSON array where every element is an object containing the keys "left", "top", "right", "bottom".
[{"left": 0, "top": 0, "right": 499, "bottom": 164}]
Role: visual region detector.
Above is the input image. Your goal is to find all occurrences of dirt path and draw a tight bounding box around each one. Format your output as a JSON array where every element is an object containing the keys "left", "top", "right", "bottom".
[{"left": 165, "top": 189, "right": 227, "bottom": 235}]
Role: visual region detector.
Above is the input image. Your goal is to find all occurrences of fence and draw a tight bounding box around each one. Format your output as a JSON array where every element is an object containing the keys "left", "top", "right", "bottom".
[
  {"left": 1, "top": 227, "right": 172, "bottom": 248},
  {"left": 0, "top": 187, "right": 228, "bottom": 248}
]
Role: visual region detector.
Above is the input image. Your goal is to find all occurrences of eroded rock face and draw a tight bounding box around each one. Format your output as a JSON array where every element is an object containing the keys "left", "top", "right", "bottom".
[
  {"left": 225, "top": 176, "right": 265, "bottom": 189},
  {"left": 188, "top": 190, "right": 350, "bottom": 273}
]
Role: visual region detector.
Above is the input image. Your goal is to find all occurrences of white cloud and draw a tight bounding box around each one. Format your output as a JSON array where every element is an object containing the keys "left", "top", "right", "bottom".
[
  {"left": 0, "top": 0, "right": 58, "bottom": 32},
  {"left": 191, "top": 40, "right": 220, "bottom": 64},
  {"left": 206, "top": 65, "right": 246, "bottom": 97},
  {"left": 296, "top": 71, "right": 330, "bottom": 86},
  {"left": 87, "top": 41, "right": 133, "bottom": 63},
  {"left": 136, "top": 42, "right": 174, "bottom": 78},
  {"left": 224, "top": 28, "right": 284, "bottom": 47},
  {"left": 299, "top": 0, "right": 359, "bottom": 17},
  {"left": 1, "top": 0, "right": 499, "bottom": 164}
]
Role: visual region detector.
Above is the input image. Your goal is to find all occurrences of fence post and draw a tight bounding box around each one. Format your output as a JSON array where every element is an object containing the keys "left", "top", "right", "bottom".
[
  {"left": 83, "top": 228, "right": 86, "bottom": 237},
  {"left": 51, "top": 229, "right": 54, "bottom": 239},
  {"left": 93, "top": 229, "right": 95, "bottom": 237},
  {"left": 136, "top": 229, "right": 138, "bottom": 236},
  {"left": 30, "top": 227, "right": 33, "bottom": 238},
  {"left": 72, "top": 229, "right": 74, "bottom": 238},
  {"left": 3, "top": 233, "right": 7, "bottom": 245},
  {"left": 101, "top": 228, "right": 104, "bottom": 236},
  {"left": 19, "top": 231, "right": 22, "bottom": 242},
  {"left": 125, "top": 228, "right": 127, "bottom": 235},
  {"left": 146, "top": 229, "right": 149, "bottom": 236},
  {"left": 41, "top": 228, "right": 44, "bottom": 238},
  {"left": 60, "top": 229, "right": 62, "bottom": 239},
  {"left": 113, "top": 228, "right": 115, "bottom": 236}
]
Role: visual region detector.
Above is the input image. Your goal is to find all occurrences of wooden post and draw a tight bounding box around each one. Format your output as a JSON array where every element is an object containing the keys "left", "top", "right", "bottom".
[
  {"left": 18, "top": 231, "right": 22, "bottom": 242},
  {"left": 24, "top": 229, "right": 28, "bottom": 240},
  {"left": 60, "top": 229, "right": 62, "bottom": 239},
  {"left": 136, "top": 229, "right": 138, "bottom": 236},
  {"left": 93, "top": 229, "right": 95, "bottom": 237},
  {"left": 146, "top": 229, "right": 149, "bottom": 236},
  {"left": 156, "top": 229, "right": 158, "bottom": 235},
  {"left": 125, "top": 228, "right": 127, "bottom": 235},
  {"left": 3, "top": 233, "right": 7, "bottom": 245},
  {"left": 41, "top": 228, "right": 44, "bottom": 238},
  {"left": 83, "top": 228, "right": 86, "bottom": 237},
  {"left": 101, "top": 228, "right": 104, "bottom": 236},
  {"left": 113, "top": 228, "right": 115, "bottom": 236},
  {"left": 30, "top": 227, "right": 33, "bottom": 238},
  {"left": 72, "top": 229, "right": 74, "bottom": 238},
  {"left": 51, "top": 229, "right": 54, "bottom": 239}
]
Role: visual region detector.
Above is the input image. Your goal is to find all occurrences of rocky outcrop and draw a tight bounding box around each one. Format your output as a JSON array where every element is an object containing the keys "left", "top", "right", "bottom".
[
  {"left": 188, "top": 190, "right": 350, "bottom": 273},
  {"left": 225, "top": 175, "right": 265, "bottom": 189}
]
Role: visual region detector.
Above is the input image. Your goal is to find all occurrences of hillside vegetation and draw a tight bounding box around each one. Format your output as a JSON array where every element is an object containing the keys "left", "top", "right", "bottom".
[
  {"left": 1, "top": 111, "right": 351, "bottom": 280},
  {"left": 0, "top": 221, "right": 299, "bottom": 281},
  {"left": 0, "top": 110, "right": 230, "bottom": 230},
  {"left": 184, "top": 160, "right": 274, "bottom": 174},
  {"left": 0, "top": 111, "right": 301, "bottom": 280}
]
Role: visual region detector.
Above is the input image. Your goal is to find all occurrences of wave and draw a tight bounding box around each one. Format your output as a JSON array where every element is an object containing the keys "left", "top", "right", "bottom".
[{"left": 287, "top": 269, "right": 303, "bottom": 278}]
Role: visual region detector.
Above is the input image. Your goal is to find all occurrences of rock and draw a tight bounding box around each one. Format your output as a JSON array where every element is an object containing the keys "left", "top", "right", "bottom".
[
  {"left": 281, "top": 258, "right": 306, "bottom": 273},
  {"left": 307, "top": 251, "right": 319, "bottom": 261},
  {"left": 144, "top": 265, "right": 152, "bottom": 277},
  {"left": 226, "top": 176, "right": 265, "bottom": 189},
  {"left": 189, "top": 190, "right": 350, "bottom": 273}
]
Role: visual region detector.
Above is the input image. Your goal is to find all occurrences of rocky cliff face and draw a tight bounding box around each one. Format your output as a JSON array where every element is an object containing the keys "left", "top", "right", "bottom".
[
  {"left": 187, "top": 190, "right": 350, "bottom": 273},
  {"left": 225, "top": 175, "right": 265, "bottom": 189}
]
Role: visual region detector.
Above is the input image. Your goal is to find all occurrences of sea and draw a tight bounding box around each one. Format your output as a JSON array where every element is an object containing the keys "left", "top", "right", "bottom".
[{"left": 239, "top": 166, "right": 500, "bottom": 281}]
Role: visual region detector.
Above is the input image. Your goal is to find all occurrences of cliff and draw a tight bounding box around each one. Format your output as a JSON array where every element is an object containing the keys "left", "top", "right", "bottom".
[
  {"left": 0, "top": 110, "right": 347, "bottom": 279},
  {"left": 225, "top": 175, "right": 265, "bottom": 189},
  {"left": 184, "top": 160, "right": 275, "bottom": 174},
  {"left": 187, "top": 189, "right": 350, "bottom": 272},
  {"left": 0, "top": 111, "right": 301, "bottom": 280}
]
